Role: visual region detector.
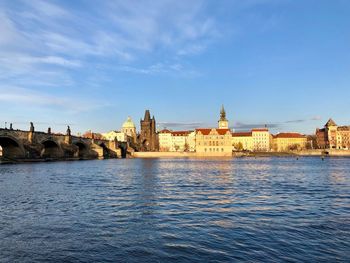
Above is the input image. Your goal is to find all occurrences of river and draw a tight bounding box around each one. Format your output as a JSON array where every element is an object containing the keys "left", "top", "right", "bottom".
[{"left": 0, "top": 157, "right": 349, "bottom": 262}]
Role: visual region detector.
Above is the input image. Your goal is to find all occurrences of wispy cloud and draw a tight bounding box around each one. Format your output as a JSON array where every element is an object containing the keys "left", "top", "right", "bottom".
[
  {"left": 119, "top": 62, "right": 199, "bottom": 77},
  {"left": 234, "top": 116, "right": 323, "bottom": 131},
  {"left": 0, "top": 0, "right": 218, "bottom": 93},
  {"left": 285, "top": 117, "right": 322, "bottom": 123},
  {"left": 234, "top": 121, "right": 279, "bottom": 131},
  {"left": 158, "top": 121, "right": 204, "bottom": 130}
]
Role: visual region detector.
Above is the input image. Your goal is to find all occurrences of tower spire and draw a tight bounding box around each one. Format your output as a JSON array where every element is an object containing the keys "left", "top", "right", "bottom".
[
  {"left": 144, "top": 110, "right": 151, "bottom": 121},
  {"left": 220, "top": 104, "right": 227, "bottom": 121}
]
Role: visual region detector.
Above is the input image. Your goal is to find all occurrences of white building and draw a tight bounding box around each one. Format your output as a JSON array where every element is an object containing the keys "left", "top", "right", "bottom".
[
  {"left": 252, "top": 128, "right": 272, "bottom": 152},
  {"left": 158, "top": 130, "right": 196, "bottom": 152}
]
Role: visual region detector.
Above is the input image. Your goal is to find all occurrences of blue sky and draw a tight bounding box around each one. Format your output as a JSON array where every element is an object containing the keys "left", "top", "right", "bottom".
[{"left": 0, "top": 0, "right": 349, "bottom": 135}]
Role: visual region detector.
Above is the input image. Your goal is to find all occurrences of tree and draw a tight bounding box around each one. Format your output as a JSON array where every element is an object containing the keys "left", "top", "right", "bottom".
[
  {"left": 288, "top": 144, "right": 299, "bottom": 151},
  {"left": 234, "top": 142, "right": 243, "bottom": 151},
  {"left": 184, "top": 142, "right": 189, "bottom": 152},
  {"left": 307, "top": 135, "right": 317, "bottom": 149},
  {"left": 174, "top": 145, "right": 180, "bottom": 152}
]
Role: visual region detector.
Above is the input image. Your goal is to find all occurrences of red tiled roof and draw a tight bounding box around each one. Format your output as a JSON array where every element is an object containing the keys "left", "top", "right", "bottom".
[
  {"left": 252, "top": 128, "right": 269, "bottom": 132},
  {"left": 159, "top": 129, "right": 172, "bottom": 133},
  {"left": 196, "top": 128, "right": 230, "bottom": 135},
  {"left": 232, "top": 132, "right": 252, "bottom": 137},
  {"left": 273, "top": 133, "right": 306, "bottom": 139},
  {"left": 171, "top": 131, "right": 192, "bottom": 136}
]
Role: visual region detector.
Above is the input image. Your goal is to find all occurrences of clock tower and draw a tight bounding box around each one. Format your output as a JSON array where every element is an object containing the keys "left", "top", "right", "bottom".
[{"left": 218, "top": 105, "right": 229, "bottom": 129}]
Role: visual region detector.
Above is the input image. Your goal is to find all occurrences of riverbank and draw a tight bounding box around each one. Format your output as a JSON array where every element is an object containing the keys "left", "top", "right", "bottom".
[{"left": 132, "top": 150, "right": 350, "bottom": 158}]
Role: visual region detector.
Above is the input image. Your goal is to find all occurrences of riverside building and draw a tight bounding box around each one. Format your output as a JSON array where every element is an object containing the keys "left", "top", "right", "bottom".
[
  {"left": 316, "top": 119, "right": 350, "bottom": 149},
  {"left": 232, "top": 128, "right": 272, "bottom": 152},
  {"left": 272, "top": 133, "right": 308, "bottom": 152},
  {"left": 158, "top": 130, "right": 196, "bottom": 152},
  {"left": 195, "top": 106, "right": 232, "bottom": 156}
]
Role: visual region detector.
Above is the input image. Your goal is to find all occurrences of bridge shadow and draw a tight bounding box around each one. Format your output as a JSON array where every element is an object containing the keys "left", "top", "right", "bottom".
[
  {"left": 0, "top": 135, "right": 25, "bottom": 160},
  {"left": 74, "top": 142, "right": 90, "bottom": 159},
  {"left": 41, "top": 140, "right": 63, "bottom": 159}
]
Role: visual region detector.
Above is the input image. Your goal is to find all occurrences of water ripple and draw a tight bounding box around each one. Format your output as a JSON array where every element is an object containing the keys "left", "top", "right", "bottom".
[{"left": 0, "top": 157, "right": 349, "bottom": 262}]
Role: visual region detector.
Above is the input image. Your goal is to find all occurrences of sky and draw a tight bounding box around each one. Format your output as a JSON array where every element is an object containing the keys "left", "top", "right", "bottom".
[{"left": 0, "top": 0, "right": 349, "bottom": 135}]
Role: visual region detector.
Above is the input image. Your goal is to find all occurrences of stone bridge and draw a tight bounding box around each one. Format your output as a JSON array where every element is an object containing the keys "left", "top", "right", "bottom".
[{"left": 0, "top": 126, "right": 124, "bottom": 163}]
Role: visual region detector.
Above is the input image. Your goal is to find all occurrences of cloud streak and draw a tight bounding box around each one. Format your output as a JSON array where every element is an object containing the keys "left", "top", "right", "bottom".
[{"left": 158, "top": 121, "right": 205, "bottom": 130}]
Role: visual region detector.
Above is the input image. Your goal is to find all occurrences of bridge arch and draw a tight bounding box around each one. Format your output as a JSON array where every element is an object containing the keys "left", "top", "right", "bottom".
[
  {"left": 40, "top": 139, "right": 63, "bottom": 159},
  {"left": 74, "top": 141, "right": 89, "bottom": 159},
  {"left": 0, "top": 135, "right": 25, "bottom": 159}
]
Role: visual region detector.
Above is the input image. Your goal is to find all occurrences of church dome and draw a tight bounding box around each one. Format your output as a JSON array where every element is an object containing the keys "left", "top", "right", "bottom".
[{"left": 122, "top": 117, "right": 136, "bottom": 129}]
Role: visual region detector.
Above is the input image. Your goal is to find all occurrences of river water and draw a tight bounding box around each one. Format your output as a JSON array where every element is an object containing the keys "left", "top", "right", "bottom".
[{"left": 0, "top": 157, "right": 349, "bottom": 262}]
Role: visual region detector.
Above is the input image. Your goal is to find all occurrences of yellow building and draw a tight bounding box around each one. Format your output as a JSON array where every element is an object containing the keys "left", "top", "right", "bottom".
[
  {"left": 195, "top": 128, "right": 232, "bottom": 156},
  {"left": 272, "top": 133, "right": 308, "bottom": 151},
  {"left": 158, "top": 129, "right": 173, "bottom": 151},
  {"left": 232, "top": 132, "right": 253, "bottom": 151}
]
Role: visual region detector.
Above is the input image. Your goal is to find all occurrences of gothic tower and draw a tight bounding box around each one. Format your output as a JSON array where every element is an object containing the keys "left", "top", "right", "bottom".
[
  {"left": 218, "top": 105, "right": 229, "bottom": 129},
  {"left": 139, "top": 110, "right": 159, "bottom": 151}
]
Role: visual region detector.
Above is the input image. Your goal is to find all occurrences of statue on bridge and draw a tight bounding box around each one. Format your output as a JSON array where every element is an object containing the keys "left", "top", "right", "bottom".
[
  {"left": 10, "top": 123, "right": 13, "bottom": 130},
  {"left": 30, "top": 122, "right": 34, "bottom": 132},
  {"left": 67, "top": 126, "right": 71, "bottom": 136},
  {"left": 48, "top": 127, "right": 51, "bottom": 134}
]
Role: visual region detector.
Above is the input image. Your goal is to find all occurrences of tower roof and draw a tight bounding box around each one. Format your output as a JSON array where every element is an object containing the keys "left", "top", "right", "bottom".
[
  {"left": 325, "top": 118, "right": 337, "bottom": 127},
  {"left": 144, "top": 110, "right": 151, "bottom": 121}
]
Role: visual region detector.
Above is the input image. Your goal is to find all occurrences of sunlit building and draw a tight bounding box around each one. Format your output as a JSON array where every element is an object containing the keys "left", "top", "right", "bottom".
[
  {"left": 158, "top": 129, "right": 196, "bottom": 152},
  {"left": 121, "top": 116, "right": 137, "bottom": 142},
  {"left": 252, "top": 128, "right": 272, "bottom": 152},
  {"left": 195, "top": 128, "right": 232, "bottom": 156},
  {"left": 232, "top": 132, "right": 253, "bottom": 151},
  {"left": 102, "top": 130, "right": 127, "bottom": 142},
  {"left": 272, "top": 133, "right": 308, "bottom": 151},
  {"left": 316, "top": 119, "right": 350, "bottom": 149}
]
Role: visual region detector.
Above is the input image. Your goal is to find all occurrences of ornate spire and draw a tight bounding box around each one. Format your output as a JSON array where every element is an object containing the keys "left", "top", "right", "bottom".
[
  {"left": 144, "top": 110, "right": 151, "bottom": 121},
  {"left": 220, "top": 105, "right": 227, "bottom": 121}
]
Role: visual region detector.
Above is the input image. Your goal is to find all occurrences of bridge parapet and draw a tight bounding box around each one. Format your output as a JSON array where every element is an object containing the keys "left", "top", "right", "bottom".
[{"left": 0, "top": 127, "right": 122, "bottom": 162}]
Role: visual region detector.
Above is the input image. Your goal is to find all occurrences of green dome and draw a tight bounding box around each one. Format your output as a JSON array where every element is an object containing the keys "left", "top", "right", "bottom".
[{"left": 122, "top": 117, "right": 136, "bottom": 129}]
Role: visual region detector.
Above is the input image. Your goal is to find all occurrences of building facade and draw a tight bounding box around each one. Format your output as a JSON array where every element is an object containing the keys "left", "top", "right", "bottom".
[
  {"left": 252, "top": 128, "right": 271, "bottom": 152},
  {"left": 195, "top": 128, "right": 232, "bottom": 156},
  {"left": 102, "top": 131, "right": 127, "bottom": 142},
  {"left": 272, "top": 133, "right": 308, "bottom": 152},
  {"left": 316, "top": 119, "right": 350, "bottom": 149},
  {"left": 158, "top": 130, "right": 196, "bottom": 152},
  {"left": 232, "top": 132, "right": 253, "bottom": 151},
  {"left": 139, "top": 110, "right": 158, "bottom": 151}
]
